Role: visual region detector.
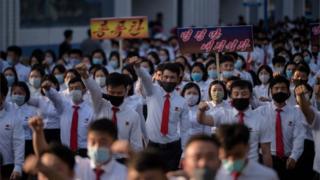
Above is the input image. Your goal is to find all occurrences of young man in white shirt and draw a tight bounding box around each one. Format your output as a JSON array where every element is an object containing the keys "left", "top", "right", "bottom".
[
  {"left": 255, "top": 76, "right": 306, "bottom": 180},
  {"left": 168, "top": 134, "right": 220, "bottom": 179},
  {"left": 28, "top": 116, "right": 127, "bottom": 180},
  {"left": 76, "top": 63, "right": 143, "bottom": 152},
  {"left": 130, "top": 57, "right": 190, "bottom": 171},
  {"left": 0, "top": 74, "right": 25, "bottom": 180},
  {"left": 197, "top": 80, "right": 273, "bottom": 167},
  {"left": 6, "top": 46, "right": 30, "bottom": 82},
  {"left": 215, "top": 124, "right": 279, "bottom": 180},
  {"left": 295, "top": 84, "right": 320, "bottom": 180},
  {"left": 42, "top": 77, "right": 95, "bottom": 157}
]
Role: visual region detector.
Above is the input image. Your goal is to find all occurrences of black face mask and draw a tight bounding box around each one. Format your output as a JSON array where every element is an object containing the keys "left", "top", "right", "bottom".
[
  {"left": 293, "top": 79, "right": 307, "bottom": 86},
  {"left": 272, "top": 92, "right": 290, "bottom": 103},
  {"left": 160, "top": 81, "right": 177, "bottom": 93},
  {"left": 105, "top": 94, "right": 124, "bottom": 107},
  {"left": 232, "top": 98, "right": 250, "bottom": 111}
]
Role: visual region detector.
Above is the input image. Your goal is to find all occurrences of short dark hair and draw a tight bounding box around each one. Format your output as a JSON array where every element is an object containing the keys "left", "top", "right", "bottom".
[
  {"left": 181, "top": 82, "right": 201, "bottom": 105},
  {"left": 41, "top": 143, "right": 75, "bottom": 171},
  {"left": 88, "top": 119, "right": 118, "bottom": 140},
  {"left": 68, "top": 49, "right": 83, "bottom": 57},
  {"left": 294, "top": 63, "right": 310, "bottom": 77},
  {"left": 128, "top": 148, "right": 167, "bottom": 172},
  {"left": 51, "top": 64, "right": 66, "bottom": 75},
  {"left": 208, "top": 80, "right": 228, "bottom": 100},
  {"left": 68, "top": 77, "right": 85, "bottom": 88},
  {"left": 155, "top": 63, "right": 165, "bottom": 72},
  {"left": 269, "top": 75, "right": 290, "bottom": 91},
  {"left": 272, "top": 56, "right": 286, "bottom": 65},
  {"left": 64, "top": 29, "right": 73, "bottom": 39},
  {"left": 66, "top": 69, "right": 80, "bottom": 78},
  {"left": 7, "top": 46, "right": 22, "bottom": 57},
  {"left": 220, "top": 55, "right": 234, "bottom": 64},
  {"left": 106, "top": 72, "right": 128, "bottom": 88},
  {"left": 216, "top": 124, "right": 250, "bottom": 151},
  {"left": 230, "top": 80, "right": 253, "bottom": 94},
  {"left": 11, "top": 81, "right": 31, "bottom": 103},
  {"left": 162, "top": 63, "right": 180, "bottom": 77},
  {"left": 30, "top": 64, "right": 46, "bottom": 77},
  {"left": 0, "top": 73, "right": 8, "bottom": 97},
  {"left": 185, "top": 134, "right": 220, "bottom": 149}
]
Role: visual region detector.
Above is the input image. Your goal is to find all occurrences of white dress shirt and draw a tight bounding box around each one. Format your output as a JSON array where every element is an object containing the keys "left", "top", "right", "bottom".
[
  {"left": 83, "top": 78, "right": 143, "bottom": 151},
  {"left": 28, "top": 96, "right": 60, "bottom": 129},
  {"left": 194, "top": 80, "right": 209, "bottom": 100},
  {"left": 254, "top": 84, "right": 270, "bottom": 100},
  {"left": 215, "top": 160, "right": 279, "bottom": 180},
  {"left": 0, "top": 102, "right": 25, "bottom": 173},
  {"left": 188, "top": 105, "right": 211, "bottom": 136},
  {"left": 14, "top": 63, "right": 30, "bottom": 82},
  {"left": 28, "top": 85, "right": 41, "bottom": 98},
  {"left": 310, "top": 107, "right": 320, "bottom": 173},
  {"left": 15, "top": 104, "right": 38, "bottom": 140},
  {"left": 209, "top": 107, "right": 272, "bottom": 161},
  {"left": 46, "top": 89, "right": 95, "bottom": 149},
  {"left": 255, "top": 102, "right": 306, "bottom": 160},
  {"left": 123, "top": 95, "right": 148, "bottom": 143},
  {"left": 75, "top": 156, "right": 127, "bottom": 180},
  {"left": 135, "top": 67, "right": 190, "bottom": 149}
]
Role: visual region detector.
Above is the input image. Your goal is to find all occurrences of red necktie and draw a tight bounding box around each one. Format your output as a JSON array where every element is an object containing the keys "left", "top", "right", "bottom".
[
  {"left": 275, "top": 108, "right": 285, "bottom": 157},
  {"left": 111, "top": 107, "right": 119, "bottom": 125},
  {"left": 232, "top": 172, "right": 241, "bottom": 180},
  {"left": 70, "top": 105, "right": 79, "bottom": 151},
  {"left": 238, "top": 112, "right": 244, "bottom": 124},
  {"left": 161, "top": 94, "right": 170, "bottom": 135},
  {"left": 94, "top": 168, "right": 104, "bottom": 180}
]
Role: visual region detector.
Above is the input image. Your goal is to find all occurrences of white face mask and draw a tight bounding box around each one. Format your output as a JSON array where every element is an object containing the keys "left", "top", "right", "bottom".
[
  {"left": 69, "top": 90, "right": 83, "bottom": 103},
  {"left": 259, "top": 74, "right": 270, "bottom": 84},
  {"left": 87, "top": 146, "right": 111, "bottom": 166},
  {"left": 95, "top": 77, "right": 106, "bottom": 87},
  {"left": 185, "top": 94, "right": 199, "bottom": 106}
]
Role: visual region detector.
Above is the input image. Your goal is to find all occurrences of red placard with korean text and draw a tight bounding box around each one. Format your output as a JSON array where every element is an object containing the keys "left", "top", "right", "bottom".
[
  {"left": 177, "top": 25, "right": 254, "bottom": 53},
  {"left": 90, "top": 16, "right": 149, "bottom": 39}
]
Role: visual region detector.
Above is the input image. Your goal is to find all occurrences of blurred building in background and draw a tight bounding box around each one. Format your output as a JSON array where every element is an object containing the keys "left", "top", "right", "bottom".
[{"left": 0, "top": 0, "right": 319, "bottom": 54}]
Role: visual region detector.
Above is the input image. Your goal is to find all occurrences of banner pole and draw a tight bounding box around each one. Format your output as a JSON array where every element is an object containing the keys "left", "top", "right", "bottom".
[
  {"left": 119, "top": 39, "right": 123, "bottom": 70},
  {"left": 215, "top": 53, "right": 221, "bottom": 80}
]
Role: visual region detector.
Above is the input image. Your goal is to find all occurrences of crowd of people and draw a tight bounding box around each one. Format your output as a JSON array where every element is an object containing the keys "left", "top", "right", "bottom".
[{"left": 0, "top": 16, "right": 320, "bottom": 180}]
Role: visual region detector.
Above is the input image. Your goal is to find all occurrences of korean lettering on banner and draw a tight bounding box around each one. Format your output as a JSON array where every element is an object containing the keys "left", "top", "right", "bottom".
[
  {"left": 90, "top": 16, "right": 149, "bottom": 39},
  {"left": 177, "top": 26, "right": 254, "bottom": 53},
  {"left": 311, "top": 23, "right": 320, "bottom": 47}
]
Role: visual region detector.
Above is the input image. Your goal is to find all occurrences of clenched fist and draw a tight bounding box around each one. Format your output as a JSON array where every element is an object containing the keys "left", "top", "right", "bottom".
[
  {"left": 198, "top": 101, "right": 209, "bottom": 112},
  {"left": 75, "top": 63, "right": 89, "bottom": 79}
]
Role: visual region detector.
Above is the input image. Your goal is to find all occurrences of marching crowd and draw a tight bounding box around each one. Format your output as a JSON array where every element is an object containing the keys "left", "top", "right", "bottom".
[{"left": 0, "top": 17, "right": 320, "bottom": 180}]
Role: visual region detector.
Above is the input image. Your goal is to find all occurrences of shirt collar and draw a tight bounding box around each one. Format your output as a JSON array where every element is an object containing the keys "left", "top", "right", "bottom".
[
  {"left": 90, "top": 159, "right": 116, "bottom": 174},
  {"left": 271, "top": 101, "right": 288, "bottom": 112}
]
